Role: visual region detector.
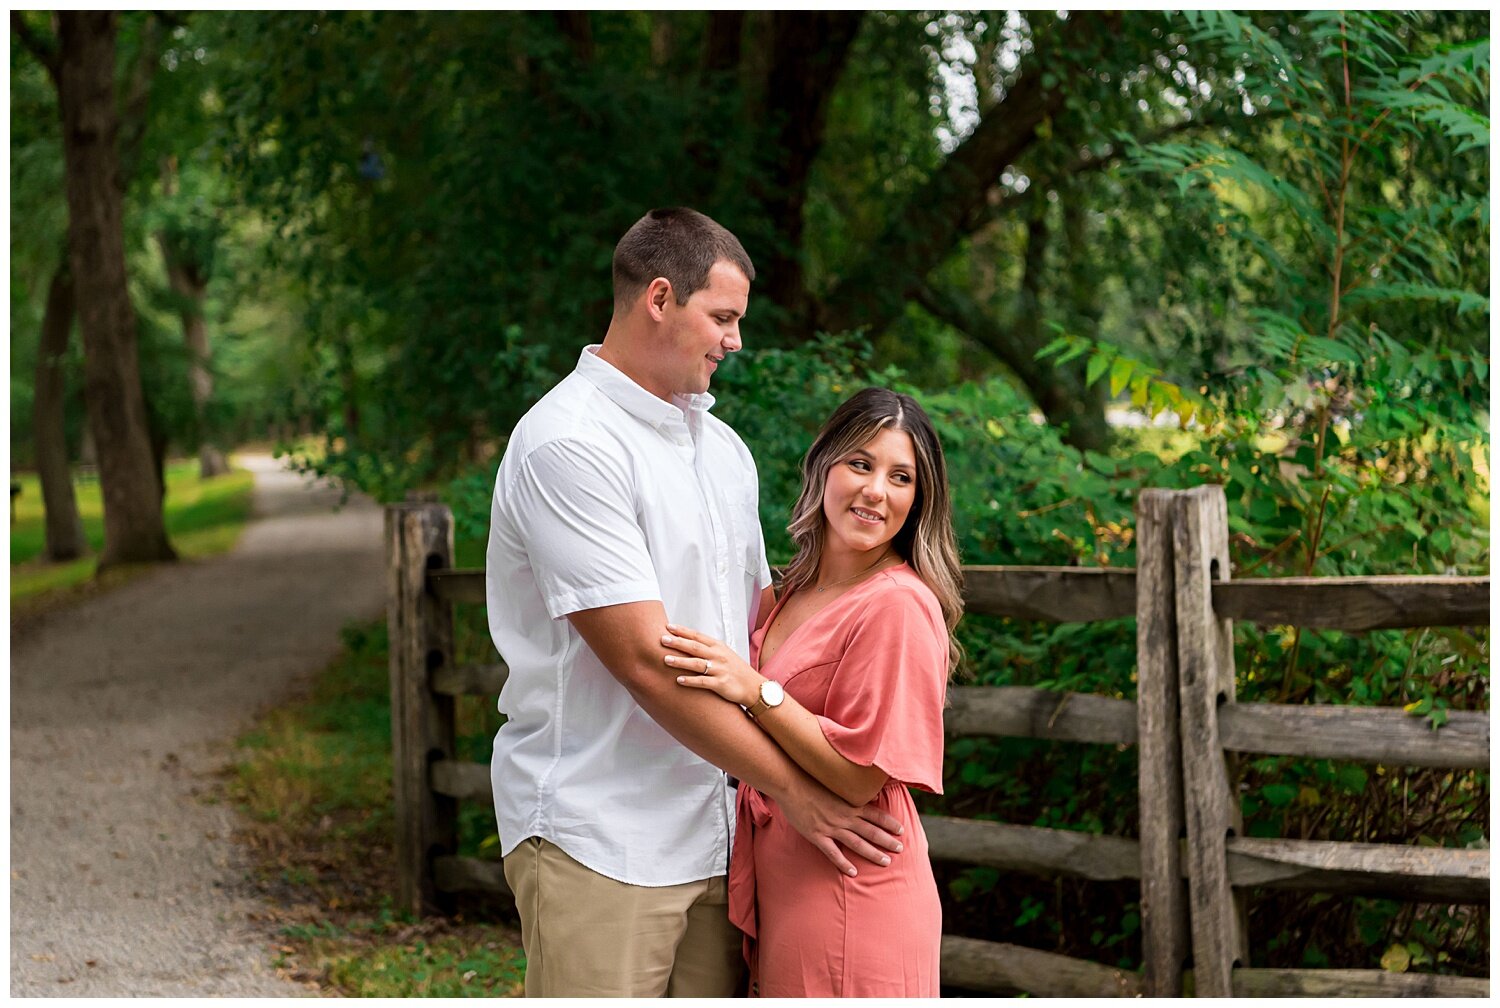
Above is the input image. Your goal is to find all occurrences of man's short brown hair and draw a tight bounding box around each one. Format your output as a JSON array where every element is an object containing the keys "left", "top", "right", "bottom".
[{"left": 612, "top": 207, "right": 755, "bottom": 307}]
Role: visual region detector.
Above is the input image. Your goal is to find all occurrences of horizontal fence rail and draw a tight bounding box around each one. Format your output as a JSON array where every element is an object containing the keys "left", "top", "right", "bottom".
[
  {"left": 390, "top": 487, "right": 1489, "bottom": 998},
  {"left": 1219, "top": 702, "right": 1488, "bottom": 768},
  {"left": 432, "top": 566, "right": 1490, "bottom": 631}
]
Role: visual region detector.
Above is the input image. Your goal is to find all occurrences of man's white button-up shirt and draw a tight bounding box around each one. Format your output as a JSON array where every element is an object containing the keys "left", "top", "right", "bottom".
[{"left": 486, "top": 346, "right": 772, "bottom": 886}]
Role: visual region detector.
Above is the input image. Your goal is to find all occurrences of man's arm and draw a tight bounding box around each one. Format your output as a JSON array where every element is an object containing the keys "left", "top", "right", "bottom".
[{"left": 568, "top": 600, "right": 904, "bottom": 875}]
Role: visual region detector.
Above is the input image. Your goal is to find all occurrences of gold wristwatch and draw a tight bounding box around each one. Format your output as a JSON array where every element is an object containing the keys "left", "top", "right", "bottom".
[{"left": 746, "top": 680, "right": 785, "bottom": 719}]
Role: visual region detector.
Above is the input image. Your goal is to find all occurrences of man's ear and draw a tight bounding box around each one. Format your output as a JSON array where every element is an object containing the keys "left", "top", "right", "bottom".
[{"left": 646, "top": 277, "right": 673, "bottom": 321}]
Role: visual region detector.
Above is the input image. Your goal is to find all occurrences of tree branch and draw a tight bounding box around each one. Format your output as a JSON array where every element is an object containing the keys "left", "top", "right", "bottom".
[
  {"left": 817, "top": 13, "right": 1114, "bottom": 336},
  {"left": 911, "top": 277, "right": 1109, "bottom": 450},
  {"left": 11, "top": 11, "right": 60, "bottom": 82},
  {"left": 976, "top": 104, "right": 1291, "bottom": 230}
]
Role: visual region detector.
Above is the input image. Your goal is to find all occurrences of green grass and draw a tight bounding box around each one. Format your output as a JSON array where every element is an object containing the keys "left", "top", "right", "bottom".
[
  {"left": 10, "top": 459, "right": 256, "bottom": 603},
  {"left": 315, "top": 936, "right": 525, "bottom": 997},
  {"left": 230, "top": 620, "right": 396, "bottom": 831},
  {"left": 227, "top": 618, "right": 524, "bottom": 996}
]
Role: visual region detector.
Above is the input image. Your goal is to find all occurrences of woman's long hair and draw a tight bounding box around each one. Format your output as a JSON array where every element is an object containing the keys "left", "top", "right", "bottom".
[{"left": 781, "top": 388, "right": 965, "bottom": 676}]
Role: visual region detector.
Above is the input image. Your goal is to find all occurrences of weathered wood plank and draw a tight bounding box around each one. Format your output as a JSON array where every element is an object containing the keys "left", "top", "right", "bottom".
[
  {"left": 1213, "top": 576, "right": 1489, "bottom": 630},
  {"left": 432, "top": 759, "right": 491, "bottom": 803},
  {"left": 432, "top": 566, "right": 1490, "bottom": 631},
  {"left": 433, "top": 854, "right": 512, "bottom": 898},
  {"left": 1221, "top": 703, "right": 1488, "bottom": 769},
  {"left": 960, "top": 566, "right": 1137, "bottom": 621},
  {"left": 940, "top": 935, "right": 1143, "bottom": 997},
  {"left": 1226, "top": 836, "right": 1488, "bottom": 904},
  {"left": 386, "top": 503, "right": 460, "bottom": 917},
  {"left": 432, "top": 663, "right": 509, "bottom": 697},
  {"left": 1172, "top": 485, "right": 1246, "bottom": 994},
  {"left": 434, "top": 666, "right": 1143, "bottom": 745},
  {"left": 428, "top": 567, "right": 485, "bottom": 604},
  {"left": 428, "top": 565, "right": 1141, "bottom": 622},
  {"left": 448, "top": 751, "right": 1489, "bottom": 902},
  {"left": 1134, "top": 489, "right": 1189, "bottom": 996},
  {"left": 922, "top": 815, "right": 1140, "bottom": 881},
  {"left": 944, "top": 685, "right": 1136, "bottom": 745},
  {"left": 1231, "top": 967, "right": 1488, "bottom": 998}
]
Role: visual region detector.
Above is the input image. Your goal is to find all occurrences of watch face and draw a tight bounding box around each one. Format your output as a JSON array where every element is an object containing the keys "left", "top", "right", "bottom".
[{"left": 762, "top": 681, "right": 785, "bottom": 706}]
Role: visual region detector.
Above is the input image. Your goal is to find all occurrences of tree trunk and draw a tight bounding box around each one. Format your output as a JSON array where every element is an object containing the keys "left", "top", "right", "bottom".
[
  {"left": 752, "top": 13, "right": 864, "bottom": 335},
  {"left": 681, "top": 12, "right": 745, "bottom": 205},
  {"left": 32, "top": 252, "right": 89, "bottom": 560},
  {"left": 186, "top": 315, "right": 230, "bottom": 478},
  {"left": 336, "top": 330, "right": 360, "bottom": 445},
  {"left": 155, "top": 172, "right": 229, "bottom": 479},
  {"left": 57, "top": 11, "right": 175, "bottom": 568}
]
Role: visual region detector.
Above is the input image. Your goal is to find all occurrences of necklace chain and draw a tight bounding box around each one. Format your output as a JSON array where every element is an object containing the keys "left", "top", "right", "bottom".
[{"left": 813, "top": 549, "right": 896, "bottom": 593}]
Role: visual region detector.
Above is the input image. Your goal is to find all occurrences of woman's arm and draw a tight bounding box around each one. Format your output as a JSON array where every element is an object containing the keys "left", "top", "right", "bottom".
[{"left": 662, "top": 623, "right": 890, "bottom": 806}]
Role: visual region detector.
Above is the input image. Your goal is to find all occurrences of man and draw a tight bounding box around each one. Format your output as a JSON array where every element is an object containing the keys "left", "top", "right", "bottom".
[{"left": 486, "top": 208, "right": 904, "bottom": 997}]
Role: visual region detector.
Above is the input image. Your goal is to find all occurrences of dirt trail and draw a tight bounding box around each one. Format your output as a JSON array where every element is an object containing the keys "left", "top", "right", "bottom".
[{"left": 10, "top": 455, "right": 385, "bottom": 996}]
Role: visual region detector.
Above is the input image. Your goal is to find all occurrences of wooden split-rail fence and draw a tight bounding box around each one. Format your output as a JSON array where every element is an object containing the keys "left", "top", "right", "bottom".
[{"left": 386, "top": 485, "right": 1490, "bottom": 997}]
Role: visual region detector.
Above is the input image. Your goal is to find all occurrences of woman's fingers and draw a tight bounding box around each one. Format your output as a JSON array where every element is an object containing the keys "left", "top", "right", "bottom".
[
  {"left": 856, "top": 805, "right": 905, "bottom": 838},
  {"left": 663, "top": 654, "right": 716, "bottom": 675},
  {"left": 811, "top": 837, "right": 859, "bottom": 878},
  {"left": 847, "top": 815, "right": 905, "bottom": 853},
  {"left": 660, "top": 632, "right": 708, "bottom": 657},
  {"left": 665, "top": 623, "right": 717, "bottom": 645}
]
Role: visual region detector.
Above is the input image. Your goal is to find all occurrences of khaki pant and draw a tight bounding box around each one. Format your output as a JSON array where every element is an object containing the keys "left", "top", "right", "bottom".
[{"left": 502, "top": 836, "right": 744, "bottom": 997}]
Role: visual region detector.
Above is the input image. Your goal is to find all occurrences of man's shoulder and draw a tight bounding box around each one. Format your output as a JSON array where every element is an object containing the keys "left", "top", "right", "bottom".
[{"left": 510, "top": 372, "right": 618, "bottom": 456}]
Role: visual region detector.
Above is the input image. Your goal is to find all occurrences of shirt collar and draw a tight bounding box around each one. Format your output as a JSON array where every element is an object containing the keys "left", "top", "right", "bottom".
[{"left": 575, "top": 345, "right": 716, "bottom": 427}]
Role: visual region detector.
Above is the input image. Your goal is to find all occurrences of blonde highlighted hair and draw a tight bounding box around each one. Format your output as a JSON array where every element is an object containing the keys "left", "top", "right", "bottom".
[{"left": 781, "top": 388, "right": 965, "bottom": 676}]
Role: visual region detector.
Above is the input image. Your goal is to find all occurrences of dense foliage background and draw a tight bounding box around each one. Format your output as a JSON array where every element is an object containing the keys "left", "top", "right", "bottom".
[{"left": 12, "top": 10, "right": 1488, "bottom": 978}]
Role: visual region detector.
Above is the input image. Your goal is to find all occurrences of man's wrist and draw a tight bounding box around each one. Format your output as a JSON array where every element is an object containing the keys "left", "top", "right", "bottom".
[{"left": 758, "top": 762, "right": 810, "bottom": 808}]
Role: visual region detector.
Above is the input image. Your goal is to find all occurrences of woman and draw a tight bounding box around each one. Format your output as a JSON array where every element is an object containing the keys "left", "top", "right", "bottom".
[{"left": 661, "top": 387, "right": 963, "bottom": 997}]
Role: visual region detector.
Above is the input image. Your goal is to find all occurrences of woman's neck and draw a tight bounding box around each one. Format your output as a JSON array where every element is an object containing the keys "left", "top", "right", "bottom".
[{"left": 812, "top": 544, "right": 898, "bottom": 592}]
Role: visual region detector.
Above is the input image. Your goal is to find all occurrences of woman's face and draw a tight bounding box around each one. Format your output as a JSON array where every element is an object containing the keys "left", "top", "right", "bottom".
[{"left": 820, "top": 426, "right": 917, "bottom": 559}]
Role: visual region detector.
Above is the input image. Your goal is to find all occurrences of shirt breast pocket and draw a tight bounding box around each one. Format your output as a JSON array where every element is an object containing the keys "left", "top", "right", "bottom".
[{"left": 717, "top": 489, "right": 761, "bottom": 575}]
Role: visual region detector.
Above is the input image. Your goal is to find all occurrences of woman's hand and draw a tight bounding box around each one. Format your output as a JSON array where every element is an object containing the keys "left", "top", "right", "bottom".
[{"left": 662, "top": 623, "right": 764, "bottom": 708}]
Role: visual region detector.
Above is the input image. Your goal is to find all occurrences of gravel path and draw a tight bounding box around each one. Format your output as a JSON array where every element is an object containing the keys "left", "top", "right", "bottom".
[{"left": 10, "top": 455, "right": 385, "bottom": 996}]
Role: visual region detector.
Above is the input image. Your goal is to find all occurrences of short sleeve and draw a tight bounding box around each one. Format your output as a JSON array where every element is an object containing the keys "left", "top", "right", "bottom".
[
  {"left": 509, "top": 438, "right": 661, "bottom": 619},
  {"left": 817, "top": 584, "right": 948, "bottom": 794}
]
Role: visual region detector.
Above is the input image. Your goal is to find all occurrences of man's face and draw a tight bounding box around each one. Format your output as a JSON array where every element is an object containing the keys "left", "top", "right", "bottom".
[{"left": 658, "top": 260, "right": 749, "bottom": 397}]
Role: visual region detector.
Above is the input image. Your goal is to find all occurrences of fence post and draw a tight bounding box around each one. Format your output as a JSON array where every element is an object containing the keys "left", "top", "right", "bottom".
[
  {"left": 1135, "top": 490, "right": 1189, "bottom": 995},
  {"left": 386, "top": 502, "right": 459, "bottom": 916},
  {"left": 1171, "top": 485, "right": 1249, "bottom": 995}
]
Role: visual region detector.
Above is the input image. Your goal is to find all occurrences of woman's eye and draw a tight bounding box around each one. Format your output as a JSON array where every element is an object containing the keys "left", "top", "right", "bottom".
[{"left": 848, "top": 459, "right": 869, "bottom": 471}]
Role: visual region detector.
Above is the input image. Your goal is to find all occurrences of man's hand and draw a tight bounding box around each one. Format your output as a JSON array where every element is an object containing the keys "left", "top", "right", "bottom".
[{"left": 776, "top": 777, "right": 905, "bottom": 877}]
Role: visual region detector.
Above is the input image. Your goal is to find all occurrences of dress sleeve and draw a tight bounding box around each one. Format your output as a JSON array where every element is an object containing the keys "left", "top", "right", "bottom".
[{"left": 816, "top": 583, "right": 948, "bottom": 794}]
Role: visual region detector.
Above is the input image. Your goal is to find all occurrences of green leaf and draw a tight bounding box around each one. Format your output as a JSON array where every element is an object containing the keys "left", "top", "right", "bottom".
[
  {"left": 1335, "top": 765, "right": 1368, "bottom": 794},
  {"left": 1109, "top": 356, "right": 1137, "bottom": 398},
  {"left": 1380, "top": 943, "right": 1411, "bottom": 973},
  {"left": 1085, "top": 351, "right": 1112, "bottom": 389},
  {"left": 1261, "top": 783, "right": 1298, "bottom": 808}
]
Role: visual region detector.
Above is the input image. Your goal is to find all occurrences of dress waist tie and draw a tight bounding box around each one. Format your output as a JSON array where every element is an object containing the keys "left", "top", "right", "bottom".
[{"left": 728, "top": 784, "right": 773, "bottom": 940}]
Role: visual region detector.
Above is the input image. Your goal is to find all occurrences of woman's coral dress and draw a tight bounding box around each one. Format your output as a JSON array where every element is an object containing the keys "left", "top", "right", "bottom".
[{"left": 731, "top": 563, "right": 947, "bottom": 997}]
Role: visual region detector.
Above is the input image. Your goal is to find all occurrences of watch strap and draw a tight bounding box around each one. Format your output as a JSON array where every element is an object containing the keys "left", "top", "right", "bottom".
[{"left": 747, "top": 681, "right": 780, "bottom": 719}]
